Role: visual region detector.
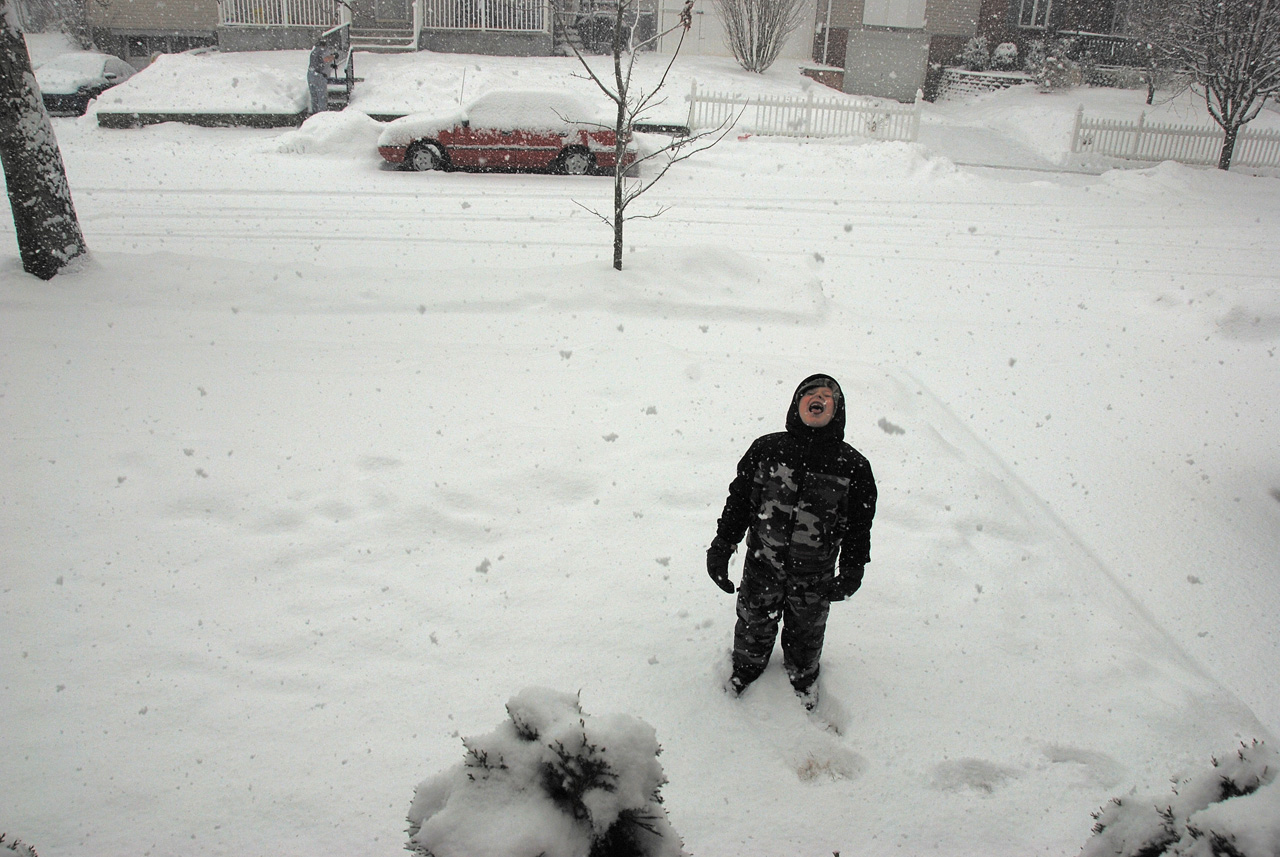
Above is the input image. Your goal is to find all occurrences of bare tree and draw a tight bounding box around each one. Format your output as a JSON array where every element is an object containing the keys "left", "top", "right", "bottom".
[
  {"left": 561, "top": 0, "right": 735, "bottom": 270},
  {"left": 1148, "top": 0, "right": 1280, "bottom": 169},
  {"left": 1116, "top": 0, "right": 1181, "bottom": 104},
  {"left": 714, "top": 0, "right": 807, "bottom": 73},
  {"left": 0, "top": 0, "right": 88, "bottom": 279}
]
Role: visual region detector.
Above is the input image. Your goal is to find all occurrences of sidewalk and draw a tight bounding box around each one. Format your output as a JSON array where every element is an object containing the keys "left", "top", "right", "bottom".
[{"left": 917, "top": 121, "right": 1067, "bottom": 171}]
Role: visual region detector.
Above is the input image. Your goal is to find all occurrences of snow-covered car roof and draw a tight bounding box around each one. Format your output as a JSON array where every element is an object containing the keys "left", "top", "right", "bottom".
[
  {"left": 377, "top": 90, "right": 611, "bottom": 148},
  {"left": 35, "top": 51, "right": 134, "bottom": 96}
]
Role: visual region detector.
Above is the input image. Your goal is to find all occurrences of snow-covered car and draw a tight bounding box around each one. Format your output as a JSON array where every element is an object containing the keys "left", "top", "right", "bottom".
[
  {"left": 377, "top": 90, "right": 636, "bottom": 175},
  {"left": 35, "top": 51, "right": 136, "bottom": 116}
]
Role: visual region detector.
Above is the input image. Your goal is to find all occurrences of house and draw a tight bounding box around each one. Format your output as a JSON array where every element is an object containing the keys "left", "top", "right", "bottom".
[
  {"left": 974, "top": 0, "right": 1145, "bottom": 67},
  {"left": 813, "top": 0, "right": 984, "bottom": 101},
  {"left": 85, "top": 0, "right": 826, "bottom": 68},
  {"left": 83, "top": 0, "right": 685, "bottom": 65},
  {"left": 86, "top": 0, "right": 560, "bottom": 67}
]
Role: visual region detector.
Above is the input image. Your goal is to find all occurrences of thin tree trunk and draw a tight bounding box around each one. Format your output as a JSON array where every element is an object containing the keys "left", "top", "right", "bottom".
[
  {"left": 0, "top": 0, "right": 88, "bottom": 279},
  {"left": 611, "top": 0, "right": 625, "bottom": 271}
]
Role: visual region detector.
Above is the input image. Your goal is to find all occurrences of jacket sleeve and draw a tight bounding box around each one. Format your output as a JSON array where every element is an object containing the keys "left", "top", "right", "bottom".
[
  {"left": 839, "top": 456, "right": 877, "bottom": 567},
  {"left": 715, "top": 442, "right": 761, "bottom": 546}
]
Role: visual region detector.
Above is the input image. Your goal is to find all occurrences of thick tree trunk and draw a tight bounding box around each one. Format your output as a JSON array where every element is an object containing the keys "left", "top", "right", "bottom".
[
  {"left": 1218, "top": 124, "right": 1239, "bottom": 170},
  {"left": 0, "top": 0, "right": 88, "bottom": 279}
]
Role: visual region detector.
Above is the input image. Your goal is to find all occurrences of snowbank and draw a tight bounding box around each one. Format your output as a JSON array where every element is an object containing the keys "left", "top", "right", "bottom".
[{"left": 92, "top": 50, "right": 308, "bottom": 114}]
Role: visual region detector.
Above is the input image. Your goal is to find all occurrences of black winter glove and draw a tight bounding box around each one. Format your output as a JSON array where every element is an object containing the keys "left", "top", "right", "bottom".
[
  {"left": 825, "top": 563, "right": 865, "bottom": 602},
  {"left": 706, "top": 536, "right": 737, "bottom": 594}
]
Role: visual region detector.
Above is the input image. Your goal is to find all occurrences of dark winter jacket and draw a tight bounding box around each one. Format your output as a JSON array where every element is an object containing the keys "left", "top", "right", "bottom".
[{"left": 714, "top": 375, "right": 877, "bottom": 582}]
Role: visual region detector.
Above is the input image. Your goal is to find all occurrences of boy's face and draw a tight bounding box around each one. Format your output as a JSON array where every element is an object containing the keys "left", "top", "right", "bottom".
[{"left": 798, "top": 386, "right": 836, "bottom": 428}]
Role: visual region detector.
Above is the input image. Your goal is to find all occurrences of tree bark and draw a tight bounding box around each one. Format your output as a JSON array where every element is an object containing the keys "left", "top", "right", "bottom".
[
  {"left": 0, "top": 0, "right": 88, "bottom": 280},
  {"left": 1218, "top": 123, "right": 1239, "bottom": 170}
]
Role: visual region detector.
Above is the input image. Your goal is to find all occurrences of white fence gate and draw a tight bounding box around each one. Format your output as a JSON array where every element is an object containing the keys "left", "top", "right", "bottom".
[
  {"left": 686, "top": 82, "right": 921, "bottom": 142},
  {"left": 1070, "top": 106, "right": 1280, "bottom": 169}
]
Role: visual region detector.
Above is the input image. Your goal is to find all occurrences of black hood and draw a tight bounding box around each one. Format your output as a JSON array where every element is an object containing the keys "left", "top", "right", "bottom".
[{"left": 785, "top": 373, "right": 845, "bottom": 443}]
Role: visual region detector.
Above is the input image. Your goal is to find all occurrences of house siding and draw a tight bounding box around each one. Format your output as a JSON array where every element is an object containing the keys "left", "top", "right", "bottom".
[
  {"left": 824, "top": 0, "right": 865, "bottom": 30},
  {"left": 88, "top": 0, "right": 218, "bottom": 31},
  {"left": 926, "top": 0, "right": 982, "bottom": 36},
  {"left": 654, "top": 0, "right": 818, "bottom": 60},
  {"left": 843, "top": 28, "right": 929, "bottom": 100}
]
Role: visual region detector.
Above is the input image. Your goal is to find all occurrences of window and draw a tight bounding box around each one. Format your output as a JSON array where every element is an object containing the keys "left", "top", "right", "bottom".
[
  {"left": 1018, "top": 0, "right": 1052, "bottom": 28},
  {"left": 862, "top": 0, "right": 926, "bottom": 28}
]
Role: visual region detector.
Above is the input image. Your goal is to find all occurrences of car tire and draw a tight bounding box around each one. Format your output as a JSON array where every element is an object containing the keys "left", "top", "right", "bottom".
[
  {"left": 405, "top": 141, "right": 446, "bottom": 172},
  {"left": 559, "top": 148, "right": 595, "bottom": 176}
]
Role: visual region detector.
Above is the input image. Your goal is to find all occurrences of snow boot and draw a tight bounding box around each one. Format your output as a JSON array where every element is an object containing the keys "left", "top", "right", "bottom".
[{"left": 794, "top": 683, "right": 818, "bottom": 712}]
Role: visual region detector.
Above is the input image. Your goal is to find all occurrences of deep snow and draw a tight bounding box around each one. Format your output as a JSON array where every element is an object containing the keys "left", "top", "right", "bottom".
[{"left": 2, "top": 40, "right": 1279, "bottom": 857}]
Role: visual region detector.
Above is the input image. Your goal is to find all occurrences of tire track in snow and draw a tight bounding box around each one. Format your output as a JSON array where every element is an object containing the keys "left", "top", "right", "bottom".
[{"left": 69, "top": 182, "right": 1275, "bottom": 283}]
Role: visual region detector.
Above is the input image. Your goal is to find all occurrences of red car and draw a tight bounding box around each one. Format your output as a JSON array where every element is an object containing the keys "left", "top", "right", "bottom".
[{"left": 377, "top": 90, "right": 636, "bottom": 175}]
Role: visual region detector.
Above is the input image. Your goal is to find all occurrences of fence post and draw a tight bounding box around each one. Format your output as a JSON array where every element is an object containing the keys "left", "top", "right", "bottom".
[
  {"left": 1130, "top": 111, "right": 1145, "bottom": 157},
  {"left": 911, "top": 89, "right": 922, "bottom": 142},
  {"left": 1070, "top": 104, "right": 1083, "bottom": 152},
  {"left": 687, "top": 79, "right": 697, "bottom": 132}
]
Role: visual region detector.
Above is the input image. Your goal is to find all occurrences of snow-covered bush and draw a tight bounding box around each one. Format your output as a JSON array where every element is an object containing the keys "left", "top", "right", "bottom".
[
  {"left": 1081, "top": 740, "right": 1280, "bottom": 857},
  {"left": 406, "top": 688, "right": 685, "bottom": 857},
  {"left": 0, "top": 835, "right": 39, "bottom": 857},
  {"left": 992, "top": 42, "right": 1018, "bottom": 70},
  {"left": 955, "top": 36, "right": 990, "bottom": 71},
  {"left": 1025, "top": 38, "right": 1082, "bottom": 91}
]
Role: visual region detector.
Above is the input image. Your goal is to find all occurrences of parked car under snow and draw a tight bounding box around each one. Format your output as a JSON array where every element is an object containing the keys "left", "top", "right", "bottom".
[
  {"left": 35, "top": 51, "right": 136, "bottom": 116},
  {"left": 377, "top": 90, "right": 636, "bottom": 175}
]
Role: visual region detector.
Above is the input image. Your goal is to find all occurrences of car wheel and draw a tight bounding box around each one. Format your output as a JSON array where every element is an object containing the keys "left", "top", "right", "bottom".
[
  {"left": 405, "top": 141, "right": 445, "bottom": 172},
  {"left": 559, "top": 148, "right": 595, "bottom": 176}
]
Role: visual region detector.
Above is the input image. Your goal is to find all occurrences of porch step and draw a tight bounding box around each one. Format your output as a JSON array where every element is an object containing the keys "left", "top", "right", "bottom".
[
  {"left": 552, "top": 13, "right": 585, "bottom": 56},
  {"left": 350, "top": 28, "right": 417, "bottom": 52}
]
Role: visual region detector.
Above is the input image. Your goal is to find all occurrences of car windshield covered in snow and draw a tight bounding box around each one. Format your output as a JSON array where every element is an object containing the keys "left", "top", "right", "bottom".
[
  {"left": 36, "top": 51, "right": 134, "bottom": 96},
  {"left": 35, "top": 51, "right": 136, "bottom": 115},
  {"left": 377, "top": 89, "right": 633, "bottom": 176}
]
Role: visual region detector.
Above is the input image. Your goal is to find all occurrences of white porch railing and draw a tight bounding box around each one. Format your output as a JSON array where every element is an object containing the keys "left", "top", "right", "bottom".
[
  {"left": 687, "top": 82, "right": 921, "bottom": 142},
  {"left": 421, "top": 0, "right": 550, "bottom": 32},
  {"left": 1071, "top": 106, "right": 1280, "bottom": 169},
  {"left": 218, "top": 0, "right": 347, "bottom": 27}
]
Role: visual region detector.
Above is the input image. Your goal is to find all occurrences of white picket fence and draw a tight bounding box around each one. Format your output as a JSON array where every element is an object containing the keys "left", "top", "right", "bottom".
[
  {"left": 218, "top": 0, "right": 344, "bottom": 27},
  {"left": 1070, "top": 106, "right": 1280, "bottom": 169},
  {"left": 686, "top": 82, "right": 921, "bottom": 142}
]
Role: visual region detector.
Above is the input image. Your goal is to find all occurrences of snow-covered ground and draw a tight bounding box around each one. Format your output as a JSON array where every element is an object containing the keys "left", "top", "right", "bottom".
[{"left": 3, "top": 41, "right": 1279, "bottom": 857}]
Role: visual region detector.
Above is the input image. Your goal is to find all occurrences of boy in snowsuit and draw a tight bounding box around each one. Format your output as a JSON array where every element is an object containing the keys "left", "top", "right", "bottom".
[{"left": 706, "top": 374, "right": 877, "bottom": 709}]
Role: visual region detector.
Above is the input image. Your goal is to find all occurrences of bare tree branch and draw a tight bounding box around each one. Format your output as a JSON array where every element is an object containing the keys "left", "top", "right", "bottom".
[
  {"left": 714, "top": 0, "right": 807, "bottom": 74},
  {"left": 562, "top": 0, "right": 731, "bottom": 270}
]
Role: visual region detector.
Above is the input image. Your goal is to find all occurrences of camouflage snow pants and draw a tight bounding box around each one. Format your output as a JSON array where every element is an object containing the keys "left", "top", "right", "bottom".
[{"left": 731, "top": 561, "right": 831, "bottom": 692}]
